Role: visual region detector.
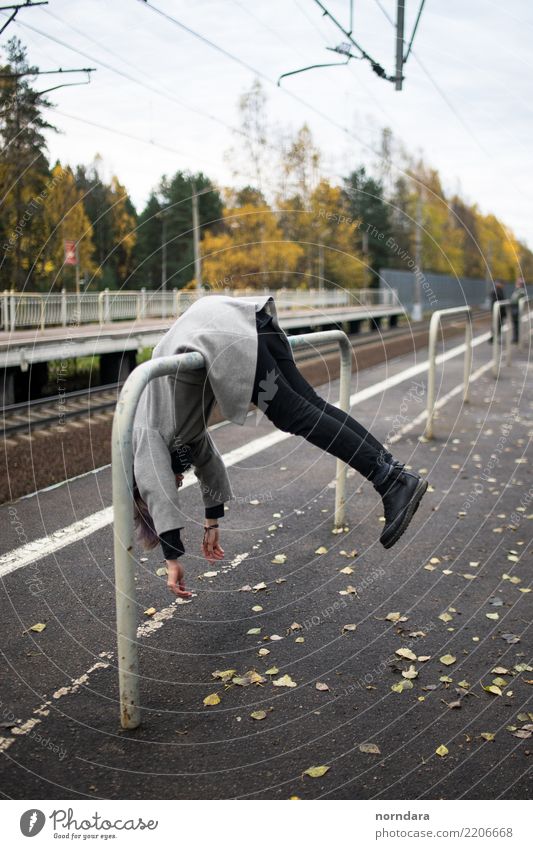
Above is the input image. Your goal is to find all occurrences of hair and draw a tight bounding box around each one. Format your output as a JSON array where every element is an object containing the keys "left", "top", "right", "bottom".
[{"left": 132, "top": 473, "right": 159, "bottom": 550}]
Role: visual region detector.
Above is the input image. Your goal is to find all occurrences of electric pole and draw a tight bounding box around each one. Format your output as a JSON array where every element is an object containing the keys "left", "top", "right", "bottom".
[
  {"left": 191, "top": 180, "right": 202, "bottom": 290},
  {"left": 395, "top": 0, "right": 405, "bottom": 90},
  {"left": 412, "top": 192, "right": 423, "bottom": 321}
]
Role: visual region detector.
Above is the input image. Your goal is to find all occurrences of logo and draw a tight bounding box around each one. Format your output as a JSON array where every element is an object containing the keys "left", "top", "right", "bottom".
[
  {"left": 20, "top": 809, "right": 46, "bottom": 837},
  {"left": 255, "top": 368, "right": 279, "bottom": 424}
]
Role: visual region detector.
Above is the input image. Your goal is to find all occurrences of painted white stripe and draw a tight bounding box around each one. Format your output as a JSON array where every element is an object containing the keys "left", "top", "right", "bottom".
[
  {"left": 0, "top": 329, "right": 493, "bottom": 579},
  {"left": 388, "top": 360, "right": 493, "bottom": 443}
]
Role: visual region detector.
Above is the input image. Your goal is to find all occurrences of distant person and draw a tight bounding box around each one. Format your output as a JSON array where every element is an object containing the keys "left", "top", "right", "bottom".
[
  {"left": 510, "top": 277, "right": 527, "bottom": 343},
  {"left": 131, "top": 295, "right": 428, "bottom": 597},
  {"left": 488, "top": 280, "right": 507, "bottom": 344}
]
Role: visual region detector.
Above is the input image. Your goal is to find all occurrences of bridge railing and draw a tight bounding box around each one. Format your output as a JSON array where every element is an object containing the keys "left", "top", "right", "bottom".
[
  {"left": 2, "top": 287, "right": 399, "bottom": 331},
  {"left": 111, "top": 328, "right": 352, "bottom": 729}
]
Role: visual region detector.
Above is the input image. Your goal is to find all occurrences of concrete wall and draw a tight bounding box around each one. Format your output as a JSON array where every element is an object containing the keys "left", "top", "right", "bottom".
[{"left": 380, "top": 269, "right": 532, "bottom": 313}]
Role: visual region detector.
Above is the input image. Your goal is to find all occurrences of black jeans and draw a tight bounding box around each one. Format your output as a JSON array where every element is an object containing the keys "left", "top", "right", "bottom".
[{"left": 250, "top": 319, "right": 387, "bottom": 481}]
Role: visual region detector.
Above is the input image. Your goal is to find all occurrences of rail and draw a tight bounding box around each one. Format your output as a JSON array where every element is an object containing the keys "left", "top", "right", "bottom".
[
  {"left": 111, "top": 328, "right": 352, "bottom": 729},
  {"left": 1, "top": 287, "right": 399, "bottom": 331},
  {"left": 424, "top": 306, "right": 473, "bottom": 440}
]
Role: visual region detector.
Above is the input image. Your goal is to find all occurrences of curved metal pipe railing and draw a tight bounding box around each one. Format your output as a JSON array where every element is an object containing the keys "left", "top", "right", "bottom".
[{"left": 111, "top": 328, "right": 352, "bottom": 728}]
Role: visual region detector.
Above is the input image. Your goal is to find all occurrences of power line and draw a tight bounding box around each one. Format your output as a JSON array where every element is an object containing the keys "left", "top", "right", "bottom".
[
  {"left": 0, "top": 0, "right": 47, "bottom": 36},
  {"left": 9, "top": 12, "right": 254, "bottom": 142}
]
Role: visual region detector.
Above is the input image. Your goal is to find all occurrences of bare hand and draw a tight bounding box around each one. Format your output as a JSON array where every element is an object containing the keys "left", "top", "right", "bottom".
[
  {"left": 166, "top": 560, "right": 193, "bottom": 599},
  {"left": 201, "top": 526, "right": 224, "bottom": 564}
]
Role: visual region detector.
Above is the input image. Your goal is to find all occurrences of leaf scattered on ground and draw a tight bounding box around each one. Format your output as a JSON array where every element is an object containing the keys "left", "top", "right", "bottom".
[
  {"left": 203, "top": 693, "right": 220, "bottom": 707},
  {"left": 315, "top": 682, "right": 330, "bottom": 692},
  {"left": 396, "top": 648, "right": 417, "bottom": 661},
  {"left": 250, "top": 710, "right": 267, "bottom": 721},
  {"left": 271, "top": 554, "right": 286, "bottom": 564},
  {"left": 315, "top": 546, "right": 328, "bottom": 555},
  {"left": 304, "top": 765, "right": 330, "bottom": 779},
  {"left": 273, "top": 674, "right": 297, "bottom": 688},
  {"left": 212, "top": 669, "right": 236, "bottom": 681},
  {"left": 435, "top": 744, "right": 449, "bottom": 757},
  {"left": 440, "top": 654, "right": 456, "bottom": 666},
  {"left": 359, "top": 742, "right": 381, "bottom": 755},
  {"left": 391, "top": 680, "right": 414, "bottom": 693}
]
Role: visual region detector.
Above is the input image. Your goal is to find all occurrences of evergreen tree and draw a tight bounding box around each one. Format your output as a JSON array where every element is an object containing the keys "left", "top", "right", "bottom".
[
  {"left": 0, "top": 37, "right": 56, "bottom": 289},
  {"left": 343, "top": 167, "right": 393, "bottom": 284},
  {"left": 131, "top": 171, "right": 223, "bottom": 290}
]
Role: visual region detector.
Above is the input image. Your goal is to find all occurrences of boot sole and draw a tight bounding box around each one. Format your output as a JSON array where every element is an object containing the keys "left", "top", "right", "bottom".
[{"left": 380, "top": 479, "right": 429, "bottom": 550}]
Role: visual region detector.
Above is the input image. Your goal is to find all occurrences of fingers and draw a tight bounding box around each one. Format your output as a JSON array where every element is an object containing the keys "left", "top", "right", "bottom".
[
  {"left": 166, "top": 560, "right": 193, "bottom": 598},
  {"left": 167, "top": 580, "right": 192, "bottom": 599}
]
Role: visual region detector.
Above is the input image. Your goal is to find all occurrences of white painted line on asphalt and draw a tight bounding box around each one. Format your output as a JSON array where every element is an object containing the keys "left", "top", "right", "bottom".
[
  {"left": 0, "top": 329, "right": 492, "bottom": 579},
  {"left": 388, "top": 360, "right": 493, "bottom": 444}
]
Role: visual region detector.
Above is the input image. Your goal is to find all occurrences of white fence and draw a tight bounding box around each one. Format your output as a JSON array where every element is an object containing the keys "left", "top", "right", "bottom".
[{"left": 1, "top": 287, "right": 400, "bottom": 332}]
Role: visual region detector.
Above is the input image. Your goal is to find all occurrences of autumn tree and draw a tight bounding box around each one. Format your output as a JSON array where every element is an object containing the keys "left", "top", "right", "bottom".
[
  {"left": 131, "top": 171, "right": 223, "bottom": 289},
  {"left": 41, "top": 163, "right": 96, "bottom": 289},
  {"left": 201, "top": 192, "right": 303, "bottom": 289},
  {"left": 0, "top": 37, "right": 56, "bottom": 289},
  {"left": 75, "top": 157, "right": 137, "bottom": 288},
  {"left": 343, "top": 167, "right": 392, "bottom": 284}
]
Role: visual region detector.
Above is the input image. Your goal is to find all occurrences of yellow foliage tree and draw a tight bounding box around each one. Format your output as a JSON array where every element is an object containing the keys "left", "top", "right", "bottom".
[
  {"left": 200, "top": 202, "right": 303, "bottom": 289},
  {"left": 278, "top": 179, "right": 366, "bottom": 289},
  {"left": 41, "top": 163, "right": 96, "bottom": 288},
  {"left": 108, "top": 175, "right": 137, "bottom": 282}
]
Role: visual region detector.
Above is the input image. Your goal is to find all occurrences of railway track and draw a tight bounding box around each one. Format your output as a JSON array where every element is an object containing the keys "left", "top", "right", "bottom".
[{"left": 2, "top": 309, "right": 489, "bottom": 440}]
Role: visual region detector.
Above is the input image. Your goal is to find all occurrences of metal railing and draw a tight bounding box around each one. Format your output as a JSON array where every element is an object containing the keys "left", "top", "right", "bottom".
[
  {"left": 424, "top": 306, "right": 473, "bottom": 440},
  {"left": 1, "top": 287, "right": 399, "bottom": 331},
  {"left": 111, "top": 328, "right": 352, "bottom": 729},
  {"left": 518, "top": 296, "right": 531, "bottom": 352},
  {"left": 491, "top": 299, "right": 512, "bottom": 378}
]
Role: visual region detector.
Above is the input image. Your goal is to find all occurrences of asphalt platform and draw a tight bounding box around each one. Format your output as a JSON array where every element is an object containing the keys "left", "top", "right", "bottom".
[{"left": 0, "top": 325, "right": 531, "bottom": 800}]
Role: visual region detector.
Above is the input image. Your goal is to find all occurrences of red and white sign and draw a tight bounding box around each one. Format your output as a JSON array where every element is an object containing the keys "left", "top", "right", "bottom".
[{"left": 64, "top": 240, "right": 78, "bottom": 266}]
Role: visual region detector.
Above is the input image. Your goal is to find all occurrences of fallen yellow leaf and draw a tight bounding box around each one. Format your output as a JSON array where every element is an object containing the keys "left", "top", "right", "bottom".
[
  {"left": 304, "top": 765, "right": 330, "bottom": 778},
  {"left": 203, "top": 693, "right": 221, "bottom": 706}
]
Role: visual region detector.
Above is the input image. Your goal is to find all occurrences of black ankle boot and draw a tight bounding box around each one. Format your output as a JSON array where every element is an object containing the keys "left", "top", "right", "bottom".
[{"left": 372, "top": 461, "right": 428, "bottom": 549}]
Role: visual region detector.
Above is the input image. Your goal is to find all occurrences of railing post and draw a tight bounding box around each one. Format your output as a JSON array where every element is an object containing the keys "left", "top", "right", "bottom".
[
  {"left": 39, "top": 294, "right": 45, "bottom": 331},
  {"left": 60, "top": 288, "right": 67, "bottom": 326},
  {"left": 463, "top": 312, "right": 473, "bottom": 402},
  {"left": 9, "top": 290, "right": 16, "bottom": 332},
  {"left": 518, "top": 298, "right": 529, "bottom": 352},
  {"left": 98, "top": 291, "right": 104, "bottom": 326},
  {"left": 2, "top": 290, "right": 9, "bottom": 332},
  {"left": 424, "top": 306, "right": 472, "bottom": 439},
  {"left": 492, "top": 300, "right": 511, "bottom": 378}
]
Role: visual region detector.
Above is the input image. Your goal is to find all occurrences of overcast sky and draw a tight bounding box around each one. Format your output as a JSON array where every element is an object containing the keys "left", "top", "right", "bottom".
[{"left": 4, "top": 0, "right": 532, "bottom": 245}]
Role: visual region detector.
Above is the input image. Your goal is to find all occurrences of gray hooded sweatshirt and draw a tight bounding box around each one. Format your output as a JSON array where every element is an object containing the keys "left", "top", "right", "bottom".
[{"left": 132, "top": 294, "right": 287, "bottom": 536}]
